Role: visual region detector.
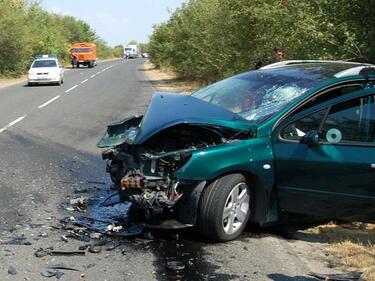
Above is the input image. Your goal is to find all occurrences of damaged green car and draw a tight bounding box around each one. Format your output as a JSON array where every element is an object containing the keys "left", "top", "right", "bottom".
[{"left": 98, "top": 60, "right": 375, "bottom": 242}]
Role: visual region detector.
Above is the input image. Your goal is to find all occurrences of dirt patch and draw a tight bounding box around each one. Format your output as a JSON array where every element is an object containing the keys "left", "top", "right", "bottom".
[
  {"left": 305, "top": 222, "right": 375, "bottom": 281},
  {"left": 0, "top": 75, "right": 27, "bottom": 88},
  {"left": 143, "top": 61, "right": 201, "bottom": 94}
]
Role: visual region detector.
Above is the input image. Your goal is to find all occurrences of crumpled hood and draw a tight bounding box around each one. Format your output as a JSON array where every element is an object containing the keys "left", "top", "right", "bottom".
[{"left": 98, "top": 92, "right": 255, "bottom": 148}]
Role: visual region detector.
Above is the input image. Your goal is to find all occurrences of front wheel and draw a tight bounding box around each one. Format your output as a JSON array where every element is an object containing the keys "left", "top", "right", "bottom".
[{"left": 197, "top": 174, "right": 251, "bottom": 242}]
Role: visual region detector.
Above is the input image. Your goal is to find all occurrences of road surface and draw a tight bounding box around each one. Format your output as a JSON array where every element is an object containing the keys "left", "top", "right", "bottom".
[{"left": 0, "top": 59, "right": 331, "bottom": 281}]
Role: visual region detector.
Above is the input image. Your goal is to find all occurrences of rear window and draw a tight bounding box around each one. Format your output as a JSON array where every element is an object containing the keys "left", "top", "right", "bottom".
[
  {"left": 32, "top": 60, "right": 57, "bottom": 68},
  {"left": 72, "top": 48, "right": 91, "bottom": 53}
]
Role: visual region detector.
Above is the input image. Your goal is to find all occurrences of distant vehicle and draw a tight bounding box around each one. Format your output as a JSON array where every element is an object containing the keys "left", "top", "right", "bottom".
[
  {"left": 142, "top": 53, "right": 149, "bottom": 58},
  {"left": 70, "top": 42, "right": 97, "bottom": 68},
  {"left": 124, "top": 44, "right": 138, "bottom": 59},
  {"left": 27, "top": 55, "right": 64, "bottom": 86}
]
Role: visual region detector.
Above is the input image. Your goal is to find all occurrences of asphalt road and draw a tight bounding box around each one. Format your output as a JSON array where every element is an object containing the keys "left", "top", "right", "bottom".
[{"left": 0, "top": 59, "right": 332, "bottom": 281}]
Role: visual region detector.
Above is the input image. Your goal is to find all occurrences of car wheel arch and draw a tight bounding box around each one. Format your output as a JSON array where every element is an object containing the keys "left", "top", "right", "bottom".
[{"left": 177, "top": 170, "right": 272, "bottom": 226}]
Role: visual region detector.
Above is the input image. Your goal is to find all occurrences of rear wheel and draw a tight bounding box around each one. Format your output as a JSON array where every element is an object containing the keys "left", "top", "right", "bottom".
[{"left": 197, "top": 174, "right": 251, "bottom": 242}]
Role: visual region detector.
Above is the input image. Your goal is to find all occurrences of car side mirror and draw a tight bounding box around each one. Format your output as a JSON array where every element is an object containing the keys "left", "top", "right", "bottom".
[{"left": 301, "top": 130, "right": 320, "bottom": 147}]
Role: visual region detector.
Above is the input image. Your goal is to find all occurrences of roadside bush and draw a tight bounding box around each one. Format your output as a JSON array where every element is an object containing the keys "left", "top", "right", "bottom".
[
  {"left": 0, "top": 0, "right": 115, "bottom": 77},
  {"left": 149, "top": 0, "right": 375, "bottom": 82}
]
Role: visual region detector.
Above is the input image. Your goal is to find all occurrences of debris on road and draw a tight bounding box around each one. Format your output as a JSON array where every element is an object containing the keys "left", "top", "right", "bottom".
[
  {"left": 50, "top": 250, "right": 86, "bottom": 256},
  {"left": 41, "top": 270, "right": 57, "bottom": 278},
  {"left": 309, "top": 272, "right": 362, "bottom": 281},
  {"left": 88, "top": 244, "right": 102, "bottom": 254},
  {"left": 55, "top": 271, "right": 64, "bottom": 279},
  {"left": 48, "top": 263, "right": 81, "bottom": 272},
  {"left": 34, "top": 247, "right": 85, "bottom": 257},
  {"left": 70, "top": 196, "right": 89, "bottom": 210},
  {"left": 7, "top": 266, "right": 17, "bottom": 275},
  {"left": 166, "top": 261, "right": 185, "bottom": 272}
]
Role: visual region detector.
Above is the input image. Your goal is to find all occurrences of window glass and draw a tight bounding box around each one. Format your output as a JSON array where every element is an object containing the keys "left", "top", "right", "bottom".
[
  {"left": 281, "top": 95, "right": 375, "bottom": 143},
  {"left": 32, "top": 60, "right": 57, "bottom": 68},
  {"left": 282, "top": 109, "right": 326, "bottom": 140},
  {"left": 321, "top": 95, "right": 374, "bottom": 144},
  {"left": 72, "top": 48, "right": 90, "bottom": 53},
  {"left": 294, "top": 84, "right": 363, "bottom": 114}
]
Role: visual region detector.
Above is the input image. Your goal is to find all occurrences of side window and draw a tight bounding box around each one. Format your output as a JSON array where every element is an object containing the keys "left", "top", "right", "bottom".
[
  {"left": 294, "top": 84, "right": 363, "bottom": 114},
  {"left": 281, "top": 95, "right": 375, "bottom": 144},
  {"left": 369, "top": 96, "right": 375, "bottom": 142},
  {"left": 281, "top": 109, "right": 326, "bottom": 140},
  {"left": 321, "top": 95, "right": 375, "bottom": 144}
]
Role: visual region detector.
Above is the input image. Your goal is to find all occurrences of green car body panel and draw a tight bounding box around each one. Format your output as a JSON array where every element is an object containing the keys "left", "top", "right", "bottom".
[{"left": 98, "top": 65, "right": 375, "bottom": 226}]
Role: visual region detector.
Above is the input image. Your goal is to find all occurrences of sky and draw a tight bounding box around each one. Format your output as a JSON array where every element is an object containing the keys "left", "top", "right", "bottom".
[{"left": 40, "top": 0, "right": 186, "bottom": 47}]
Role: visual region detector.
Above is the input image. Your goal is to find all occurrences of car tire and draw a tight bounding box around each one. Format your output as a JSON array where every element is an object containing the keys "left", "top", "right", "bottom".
[
  {"left": 27, "top": 82, "right": 33, "bottom": 87},
  {"left": 197, "top": 174, "right": 251, "bottom": 242}
]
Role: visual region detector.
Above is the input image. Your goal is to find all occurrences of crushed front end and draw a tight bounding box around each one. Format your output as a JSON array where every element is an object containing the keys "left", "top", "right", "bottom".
[
  {"left": 97, "top": 93, "right": 255, "bottom": 227},
  {"left": 99, "top": 122, "right": 253, "bottom": 226}
]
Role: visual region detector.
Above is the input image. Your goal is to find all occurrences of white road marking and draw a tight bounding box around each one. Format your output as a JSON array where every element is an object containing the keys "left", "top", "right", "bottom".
[
  {"left": 81, "top": 79, "right": 89, "bottom": 84},
  {"left": 0, "top": 115, "right": 26, "bottom": 133},
  {"left": 65, "top": 85, "right": 78, "bottom": 93},
  {"left": 96, "top": 71, "right": 101, "bottom": 75},
  {"left": 90, "top": 74, "right": 96, "bottom": 78},
  {"left": 38, "top": 95, "right": 60, "bottom": 109}
]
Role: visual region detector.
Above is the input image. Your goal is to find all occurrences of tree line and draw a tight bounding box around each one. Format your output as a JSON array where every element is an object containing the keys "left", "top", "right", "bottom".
[
  {"left": 148, "top": 0, "right": 375, "bottom": 82},
  {"left": 0, "top": 0, "right": 122, "bottom": 77}
]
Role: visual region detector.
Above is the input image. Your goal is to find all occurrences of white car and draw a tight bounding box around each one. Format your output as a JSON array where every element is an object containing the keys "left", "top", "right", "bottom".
[{"left": 28, "top": 55, "right": 64, "bottom": 86}]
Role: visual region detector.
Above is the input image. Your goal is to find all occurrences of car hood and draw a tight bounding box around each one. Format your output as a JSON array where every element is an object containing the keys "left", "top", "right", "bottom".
[{"left": 98, "top": 92, "right": 256, "bottom": 148}]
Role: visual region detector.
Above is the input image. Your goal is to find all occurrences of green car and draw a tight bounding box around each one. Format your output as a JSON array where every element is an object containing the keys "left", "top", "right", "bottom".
[{"left": 98, "top": 60, "right": 375, "bottom": 242}]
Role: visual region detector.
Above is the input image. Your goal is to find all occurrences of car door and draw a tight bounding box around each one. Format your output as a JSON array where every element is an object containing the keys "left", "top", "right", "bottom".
[{"left": 272, "top": 89, "right": 375, "bottom": 222}]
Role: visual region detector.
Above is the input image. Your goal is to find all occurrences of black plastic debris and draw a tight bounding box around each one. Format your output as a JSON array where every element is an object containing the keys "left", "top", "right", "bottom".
[
  {"left": 35, "top": 248, "right": 49, "bottom": 258},
  {"left": 41, "top": 270, "right": 56, "bottom": 277},
  {"left": 166, "top": 261, "right": 186, "bottom": 272},
  {"left": 48, "top": 264, "right": 80, "bottom": 271},
  {"left": 56, "top": 271, "right": 64, "bottom": 279},
  {"left": 309, "top": 272, "right": 362, "bottom": 281},
  {"left": 50, "top": 250, "right": 85, "bottom": 256},
  {"left": 34, "top": 247, "right": 85, "bottom": 257},
  {"left": 7, "top": 266, "right": 17, "bottom": 275}
]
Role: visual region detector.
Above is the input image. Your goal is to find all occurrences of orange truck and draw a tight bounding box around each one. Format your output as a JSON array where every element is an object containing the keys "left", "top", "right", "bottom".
[{"left": 70, "top": 42, "right": 97, "bottom": 68}]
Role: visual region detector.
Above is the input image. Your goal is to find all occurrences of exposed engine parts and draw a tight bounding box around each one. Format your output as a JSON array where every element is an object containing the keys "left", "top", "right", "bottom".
[
  {"left": 120, "top": 170, "right": 145, "bottom": 190},
  {"left": 101, "top": 123, "right": 251, "bottom": 222}
]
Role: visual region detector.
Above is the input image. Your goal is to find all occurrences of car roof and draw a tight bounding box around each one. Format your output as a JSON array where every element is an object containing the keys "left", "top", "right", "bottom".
[
  {"left": 259, "top": 60, "right": 375, "bottom": 79},
  {"left": 33, "top": 58, "right": 59, "bottom": 61}
]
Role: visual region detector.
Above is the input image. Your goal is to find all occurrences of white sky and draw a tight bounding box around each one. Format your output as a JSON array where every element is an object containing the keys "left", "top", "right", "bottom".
[{"left": 41, "top": 0, "right": 186, "bottom": 46}]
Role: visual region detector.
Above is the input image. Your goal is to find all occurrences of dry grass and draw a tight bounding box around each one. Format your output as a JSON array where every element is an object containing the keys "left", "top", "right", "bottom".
[
  {"left": 0, "top": 75, "right": 26, "bottom": 88},
  {"left": 306, "top": 222, "right": 375, "bottom": 281},
  {"left": 143, "top": 61, "right": 201, "bottom": 94}
]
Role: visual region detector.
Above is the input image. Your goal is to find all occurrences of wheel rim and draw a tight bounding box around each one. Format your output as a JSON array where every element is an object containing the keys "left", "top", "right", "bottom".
[{"left": 222, "top": 182, "right": 250, "bottom": 235}]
